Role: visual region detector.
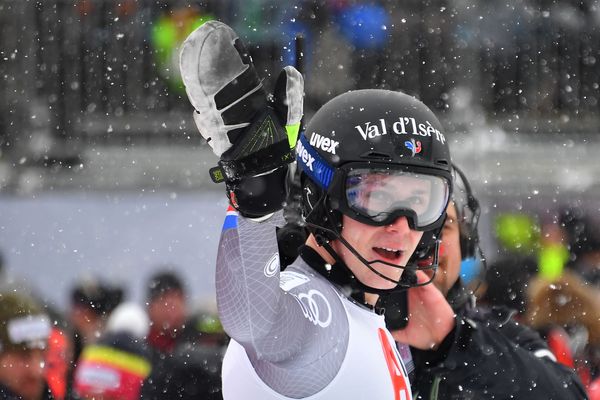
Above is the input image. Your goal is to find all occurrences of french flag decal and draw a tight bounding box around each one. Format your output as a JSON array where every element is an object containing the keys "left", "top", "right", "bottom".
[{"left": 222, "top": 205, "right": 238, "bottom": 231}]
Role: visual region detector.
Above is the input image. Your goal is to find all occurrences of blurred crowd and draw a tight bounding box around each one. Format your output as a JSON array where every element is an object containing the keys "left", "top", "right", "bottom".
[
  {"left": 479, "top": 206, "right": 600, "bottom": 396},
  {"left": 4, "top": 0, "right": 598, "bottom": 160},
  {"left": 0, "top": 267, "right": 228, "bottom": 400},
  {"left": 1, "top": 0, "right": 600, "bottom": 399},
  {"left": 150, "top": 0, "right": 600, "bottom": 115},
  {"left": 0, "top": 205, "right": 599, "bottom": 399}
]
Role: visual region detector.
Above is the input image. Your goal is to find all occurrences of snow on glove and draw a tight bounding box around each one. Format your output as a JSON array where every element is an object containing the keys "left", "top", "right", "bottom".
[{"left": 180, "top": 21, "right": 304, "bottom": 217}]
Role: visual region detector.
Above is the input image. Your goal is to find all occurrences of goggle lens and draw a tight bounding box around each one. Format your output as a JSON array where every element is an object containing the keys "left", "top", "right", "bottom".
[{"left": 345, "top": 168, "right": 450, "bottom": 228}]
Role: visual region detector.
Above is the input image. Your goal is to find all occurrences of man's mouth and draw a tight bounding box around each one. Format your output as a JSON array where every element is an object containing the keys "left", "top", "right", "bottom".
[{"left": 373, "top": 246, "right": 402, "bottom": 260}]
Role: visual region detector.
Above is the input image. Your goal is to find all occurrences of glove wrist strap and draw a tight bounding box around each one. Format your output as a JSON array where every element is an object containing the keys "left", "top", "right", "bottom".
[
  {"left": 226, "top": 165, "right": 289, "bottom": 217},
  {"left": 209, "top": 108, "right": 294, "bottom": 183}
]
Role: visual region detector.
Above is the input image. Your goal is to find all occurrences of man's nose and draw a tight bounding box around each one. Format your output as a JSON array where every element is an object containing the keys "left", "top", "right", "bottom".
[{"left": 385, "top": 215, "right": 411, "bottom": 233}]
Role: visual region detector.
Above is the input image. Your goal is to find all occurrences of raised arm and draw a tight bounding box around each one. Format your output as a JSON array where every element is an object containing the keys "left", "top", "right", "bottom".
[
  {"left": 179, "top": 20, "right": 307, "bottom": 359},
  {"left": 216, "top": 209, "right": 308, "bottom": 358}
]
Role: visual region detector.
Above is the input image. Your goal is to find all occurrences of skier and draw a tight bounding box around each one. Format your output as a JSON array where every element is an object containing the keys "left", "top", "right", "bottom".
[{"left": 180, "top": 21, "right": 455, "bottom": 399}]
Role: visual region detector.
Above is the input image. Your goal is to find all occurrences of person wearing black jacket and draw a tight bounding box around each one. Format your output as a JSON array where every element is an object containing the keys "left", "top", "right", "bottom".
[
  {"left": 394, "top": 164, "right": 588, "bottom": 399},
  {"left": 140, "top": 272, "right": 227, "bottom": 400}
]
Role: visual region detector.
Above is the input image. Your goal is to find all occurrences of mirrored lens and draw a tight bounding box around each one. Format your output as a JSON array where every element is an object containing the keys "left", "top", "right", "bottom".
[{"left": 346, "top": 168, "right": 449, "bottom": 227}]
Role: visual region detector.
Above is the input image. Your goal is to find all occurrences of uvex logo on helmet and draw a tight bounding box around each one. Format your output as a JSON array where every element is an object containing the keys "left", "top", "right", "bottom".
[
  {"left": 297, "top": 139, "right": 315, "bottom": 171},
  {"left": 309, "top": 132, "right": 339, "bottom": 154},
  {"left": 354, "top": 117, "right": 446, "bottom": 145}
]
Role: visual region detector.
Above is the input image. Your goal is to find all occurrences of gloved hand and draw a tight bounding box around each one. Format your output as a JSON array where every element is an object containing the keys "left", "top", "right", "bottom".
[{"left": 179, "top": 21, "right": 304, "bottom": 217}]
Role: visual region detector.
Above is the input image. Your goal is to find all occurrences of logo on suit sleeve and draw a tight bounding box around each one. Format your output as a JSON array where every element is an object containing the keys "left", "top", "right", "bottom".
[
  {"left": 263, "top": 253, "right": 280, "bottom": 277},
  {"left": 291, "top": 289, "right": 332, "bottom": 328}
]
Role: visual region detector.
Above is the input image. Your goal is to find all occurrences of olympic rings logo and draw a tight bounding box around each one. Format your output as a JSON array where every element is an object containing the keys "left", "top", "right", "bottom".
[{"left": 296, "top": 289, "right": 332, "bottom": 328}]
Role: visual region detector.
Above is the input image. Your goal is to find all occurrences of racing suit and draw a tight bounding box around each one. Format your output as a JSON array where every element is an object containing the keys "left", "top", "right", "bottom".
[{"left": 217, "top": 207, "right": 412, "bottom": 399}]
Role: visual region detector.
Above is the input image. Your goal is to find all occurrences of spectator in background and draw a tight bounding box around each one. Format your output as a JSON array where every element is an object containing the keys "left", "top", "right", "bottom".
[
  {"left": 393, "top": 164, "right": 587, "bottom": 399},
  {"left": 145, "top": 270, "right": 187, "bottom": 354},
  {"left": 537, "top": 216, "right": 571, "bottom": 281},
  {"left": 141, "top": 270, "right": 226, "bottom": 399},
  {"left": 480, "top": 211, "right": 540, "bottom": 314},
  {"left": 181, "top": 310, "right": 228, "bottom": 348},
  {"left": 560, "top": 207, "right": 600, "bottom": 286},
  {"left": 334, "top": 1, "right": 390, "bottom": 89},
  {"left": 0, "top": 291, "right": 53, "bottom": 400},
  {"left": 68, "top": 280, "right": 124, "bottom": 361},
  {"left": 140, "top": 323, "right": 226, "bottom": 400},
  {"left": 72, "top": 302, "right": 151, "bottom": 400},
  {"left": 227, "top": 0, "right": 288, "bottom": 81},
  {"left": 67, "top": 279, "right": 124, "bottom": 399},
  {"left": 43, "top": 311, "right": 74, "bottom": 400},
  {"left": 526, "top": 269, "right": 600, "bottom": 398},
  {"left": 151, "top": 1, "right": 215, "bottom": 93},
  {"left": 105, "top": 302, "right": 150, "bottom": 340},
  {"left": 0, "top": 252, "right": 73, "bottom": 400}
]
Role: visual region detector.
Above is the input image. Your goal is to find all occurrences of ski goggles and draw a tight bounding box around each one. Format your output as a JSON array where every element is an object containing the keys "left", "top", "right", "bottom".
[{"left": 332, "top": 164, "right": 451, "bottom": 231}]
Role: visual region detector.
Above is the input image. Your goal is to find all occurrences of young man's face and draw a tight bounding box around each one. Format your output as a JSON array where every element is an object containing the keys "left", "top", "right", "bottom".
[
  {"left": 333, "top": 214, "right": 424, "bottom": 290},
  {"left": 331, "top": 171, "right": 437, "bottom": 290},
  {"left": 0, "top": 348, "right": 46, "bottom": 400}
]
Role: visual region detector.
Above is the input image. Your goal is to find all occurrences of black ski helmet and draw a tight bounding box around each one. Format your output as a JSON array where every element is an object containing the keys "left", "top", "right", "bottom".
[{"left": 297, "top": 89, "right": 453, "bottom": 292}]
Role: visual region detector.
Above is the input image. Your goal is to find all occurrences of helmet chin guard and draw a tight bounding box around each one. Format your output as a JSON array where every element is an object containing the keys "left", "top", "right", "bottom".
[{"left": 304, "top": 186, "right": 442, "bottom": 294}]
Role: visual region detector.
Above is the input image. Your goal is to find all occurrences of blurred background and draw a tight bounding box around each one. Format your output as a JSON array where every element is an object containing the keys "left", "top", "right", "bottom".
[{"left": 1, "top": 0, "right": 599, "bottom": 312}]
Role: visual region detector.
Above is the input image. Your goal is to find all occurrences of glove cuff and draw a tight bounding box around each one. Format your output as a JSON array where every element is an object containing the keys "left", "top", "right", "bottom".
[
  {"left": 226, "top": 165, "right": 290, "bottom": 218},
  {"left": 209, "top": 108, "right": 294, "bottom": 184}
]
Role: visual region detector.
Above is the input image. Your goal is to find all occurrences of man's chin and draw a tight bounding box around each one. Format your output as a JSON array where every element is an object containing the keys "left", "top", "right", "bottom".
[{"left": 364, "top": 274, "right": 402, "bottom": 291}]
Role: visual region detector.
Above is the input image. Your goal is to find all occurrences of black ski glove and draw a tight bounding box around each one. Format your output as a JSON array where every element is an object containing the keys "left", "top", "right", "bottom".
[{"left": 180, "top": 21, "right": 303, "bottom": 217}]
